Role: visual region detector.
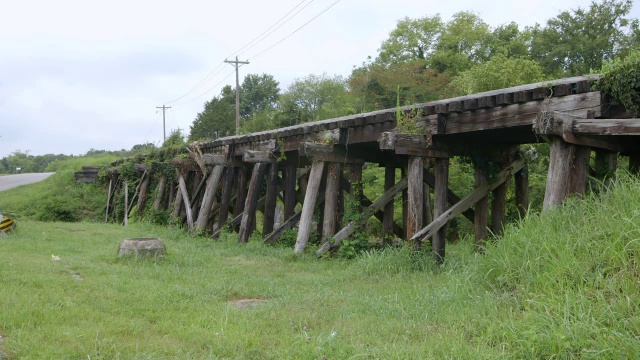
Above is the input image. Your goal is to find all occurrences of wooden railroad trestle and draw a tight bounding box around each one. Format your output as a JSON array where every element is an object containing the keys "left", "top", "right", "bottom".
[{"left": 106, "top": 75, "right": 640, "bottom": 261}]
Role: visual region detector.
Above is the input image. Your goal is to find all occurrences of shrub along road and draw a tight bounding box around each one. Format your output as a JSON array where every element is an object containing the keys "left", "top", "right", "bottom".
[{"left": 0, "top": 173, "right": 54, "bottom": 192}]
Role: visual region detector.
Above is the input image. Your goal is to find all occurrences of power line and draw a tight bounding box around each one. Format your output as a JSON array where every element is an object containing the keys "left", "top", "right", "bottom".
[
  {"left": 235, "top": 0, "right": 316, "bottom": 58},
  {"left": 248, "top": 0, "right": 343, "bottom": 61},
  {"left": 164, "top": 0, "right": 314, "bottom": 106},
  {"left": 170, "top": 70, "right": 236, "bottom": 107},
  {"left": 164, "top": 62, "right": 226, "bottom": 105}
]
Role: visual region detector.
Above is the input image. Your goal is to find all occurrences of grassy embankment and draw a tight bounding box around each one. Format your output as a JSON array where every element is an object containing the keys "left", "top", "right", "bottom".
[{"left": 1, "top": 167, "right": 639, "bottom": 358}]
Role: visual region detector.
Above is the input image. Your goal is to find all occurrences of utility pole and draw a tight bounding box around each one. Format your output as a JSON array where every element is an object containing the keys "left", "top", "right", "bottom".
[
  {"left": 224, "top": 56, "right": 250, "bottom": 135},
  {"left": 156, "top": 105, "right": 171, "bottom": 142}
]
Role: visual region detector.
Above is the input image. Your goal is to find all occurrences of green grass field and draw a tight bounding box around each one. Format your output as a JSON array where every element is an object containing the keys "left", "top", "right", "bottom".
[{"left": 1, "top": 173, "right": 640, "bottom": 358}]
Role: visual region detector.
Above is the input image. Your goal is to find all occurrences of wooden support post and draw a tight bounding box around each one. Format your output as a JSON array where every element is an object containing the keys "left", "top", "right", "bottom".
[
  {"left": 322, "top": 163, "right": 341, "bottom": 239},
  {"left": 195, "top": 165, "right": 224, "bottom": 233},
  {"left": 401, "top": 167, "right": 408, "bottom": 240},
  {"left": 595, "top": 150, "right": 617, "bottom": 186},
  {"left": 262, "top": 162, "right": 279, "bottom": 236},
  {"left": 294, "top": 161, "right": 324, "bottom": 254},
  {"left": 177, "top": 171, "right": 194, "bottom": 230},
  {"left": 136, "top": 171, "right": 150, "bottom": 217},
  {"left": 433, "top": 158, "right": 449, "bottom": 262},
  {"left": 514, "top": 167, "right": 529, "bottom": 219},
  {"left": 412, "top": 159, "right": 527, "bottom": 252},
  {"left": 238, "top": 163, "right": 268, "bottom": 243},
  {"left": 383, "top": 165, "right": 395, "bottom": 244},
  {"left": 153, "top": 175, "right": 167, "bottom": 211},
  {"left": 316, "top": 178, "right": 408, "bottom": 257},
  {"left": 171, "top": 181, "right": 183, "bottom": 220},
  {"left": 423, "top": 183, "right": 433, "bottom": 227},
  {"left": 105, "top": 176, "right": 114, "bottom": 223},
  {"left": 124, "top": 180, "right": 129, "bottom": 227},
  {"left": 491, "top": 163, "right": 509, "bottom": 237},
  {"left": 233, "top": 165, "right": 249, "bottom": 219},
  {"left": 283, "top": 164, "right": 297, "bottom": 221},
  {"left": 168, "top": 180, "right": 176, "bottom": 211},
  {"left": 407, "top": 156, "right": 424, "bottom": 246},
  {"left": 474, "top": 165, "right": 489, "bottom": 252},
  {"left": 217, "top": 167, "right": 235, "bottom": 232},
  {"left": 543, "top": 137, "right": 590, "bottom": 209}
]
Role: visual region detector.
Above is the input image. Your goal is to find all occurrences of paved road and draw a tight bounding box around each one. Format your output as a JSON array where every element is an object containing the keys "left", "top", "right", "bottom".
[{"left": 0, "top": 173, "right": 55, "bottom": 192}]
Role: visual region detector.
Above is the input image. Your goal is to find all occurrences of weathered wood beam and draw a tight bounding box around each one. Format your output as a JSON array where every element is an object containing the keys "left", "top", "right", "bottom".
[
  {"left": 543, "top": 137, "right": 590, "bottom": 209},
  {"left": 216, "top": 167, "right": 235, "bottom": 232},
  {"left": 383, "top": 165, "right": 395, "bottom": 243},
  {"left": 202, "top": 154, "right": 243, "bottom": 166},
  {"left": 195, "top": 165, "right": 224, "bottom": 233},
  {"left": 283, "top": 164, "right": 297, "bottom": 221},
  {"left": 294, "top": 161, "right": 325, "bottom": 254},
  {"left": 263, "top": 193, "right": 326, "bottom": 244},
  {"left": 572, "top": 118, "right": 640, "bottom": 136},
  {"left": 322, "top": 163, "right": 341, "bottom": 239},
  {"left": 424, "top": 92, "right": 601, "bottom": 135},
  {"left": 432, "top": 158, "right": 449, "bottom": 262},
  {"left": 423, "top": 168, "right": 475, "bottom": 223},
  {"left": 135, "top": 171, "right": 150, "bottom": 217},
  {"left": 514, "top": 167, "right": 530, "bottom": 219},
  {"left": 490, "top": 163, "right": 509, "bottom": 237},
  {"left": 379, "top": 132, "right": 451, "bottom": 158},
  {"left": 243, "top": 150, "right": 276, "bottom": 163},
  {"left": 407, "top": 156, "right": 424, "bottom": 245},
  {"left": 474, "top": 166, "right": 489, "bottom": 252},
  {"left": 153, "top": 175, "right": 167, "bottom": 211},
  {"left": 176, "top": 171, "right": 194, "bottom": 230},
  {"left": 233, "top": 165, "right": 249, "bottom": 219},
  {"left": 124, "top": 180, "right": 129, "bottom": 227},
  {"left": 300, "top": 142, "right": 365, "bottom": 164},
  {"left": 262, "top": 162, "right": 279, "bottom": 236},
  {"left": 316, "top": 177, "right": 408, "bottom": 257},
  {"left": 238, "top": 163, "right": 268, "bottom": 243},
  {"left": 412, "top": 159, "right": 527, "bottom": 247}
]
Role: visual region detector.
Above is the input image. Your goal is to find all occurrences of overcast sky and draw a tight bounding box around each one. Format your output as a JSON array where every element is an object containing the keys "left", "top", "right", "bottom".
[{"left": 1, "top": 0, "right": 637, "bottom": 158}]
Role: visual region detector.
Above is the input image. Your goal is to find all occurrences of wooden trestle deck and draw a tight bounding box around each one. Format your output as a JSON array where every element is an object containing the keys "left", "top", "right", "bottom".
[{"left": 106, "top": 75, "right": 640, "bottom": 261}]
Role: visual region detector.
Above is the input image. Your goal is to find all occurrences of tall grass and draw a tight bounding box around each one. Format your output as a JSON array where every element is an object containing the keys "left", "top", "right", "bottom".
[{"left": 1, "top": 173, "right": 640, "bottom": 358}]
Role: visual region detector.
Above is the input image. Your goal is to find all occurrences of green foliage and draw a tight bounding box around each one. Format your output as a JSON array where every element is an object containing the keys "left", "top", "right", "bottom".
[
  {"left": 529, "top": 0, "right": 637, "bottom": 77},
  {"left": 277, "top": 73, "right": 354, "bottom": 126},
  {"left": 240, "top": 73, "right": 280, "bottom": 118},
  {"left": 189, "top": 88, "right": 236, "bottom": 141},
  {"left": 596, "top": 47, "right": 640, "bottom": 115},
  {"left": 376, "top": 15, "right": 444, "bottom": 65},
  {"left": 452, "top": 54, "right": 546, "bottom": 95},
  {"left": 394, "top": 86, "right": 423, "bottom": 135},
  {"left": 0, "top": 150, "right": 71, "bottom": 174},
  {"left": 430, "top": 11, "right": 492, "bottom": 75}
]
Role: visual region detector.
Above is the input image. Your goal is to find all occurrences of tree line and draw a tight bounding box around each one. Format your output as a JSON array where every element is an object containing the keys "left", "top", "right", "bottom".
[{"left": 189, "top": 0, "right": 639, "bottom": 141}]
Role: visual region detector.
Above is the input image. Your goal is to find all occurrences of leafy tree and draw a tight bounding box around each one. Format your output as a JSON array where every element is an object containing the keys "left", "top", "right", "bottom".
[
  {"left": 278, "top": 74, "right": 354, "bottom": 125},
  {"left": 189, "top": 85, "right": 236, "bottom": 141},
  {"left": 486, "top": 22, "right": 532, "bottom": 58},
  {"left": 530, "top": 0, "right": 637, "bottom": 77},
  {"left": 452, "top": 54, "right": 546, "bottom": 95},
  {"left": 376, "top": 15, "right": 444, "bottom": 66},
  {"left": 240, "top": 73, "right": 280, "bottom": 118},
  {"left": 349, "top": 60, "right": 454, "bottom": 112},
  {"left": 163, "top": 129, "right": 187, "bottom": 148},
  {"left": 430, "top": 11, "right": 492, "bottom": 75}
]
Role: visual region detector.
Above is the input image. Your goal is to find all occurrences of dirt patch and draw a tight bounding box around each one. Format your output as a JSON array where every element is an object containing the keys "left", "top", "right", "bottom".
[{"left": 229, "top": 298, "right": 268, "bottom": 309}]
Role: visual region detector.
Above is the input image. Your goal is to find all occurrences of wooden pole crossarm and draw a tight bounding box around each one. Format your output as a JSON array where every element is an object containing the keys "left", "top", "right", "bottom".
[
  {"left": 410, "top": 158, "right": 527, "bottom": 244},
  {"left": 316, "top": 177, "right": 408, "bottom": 257}
]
